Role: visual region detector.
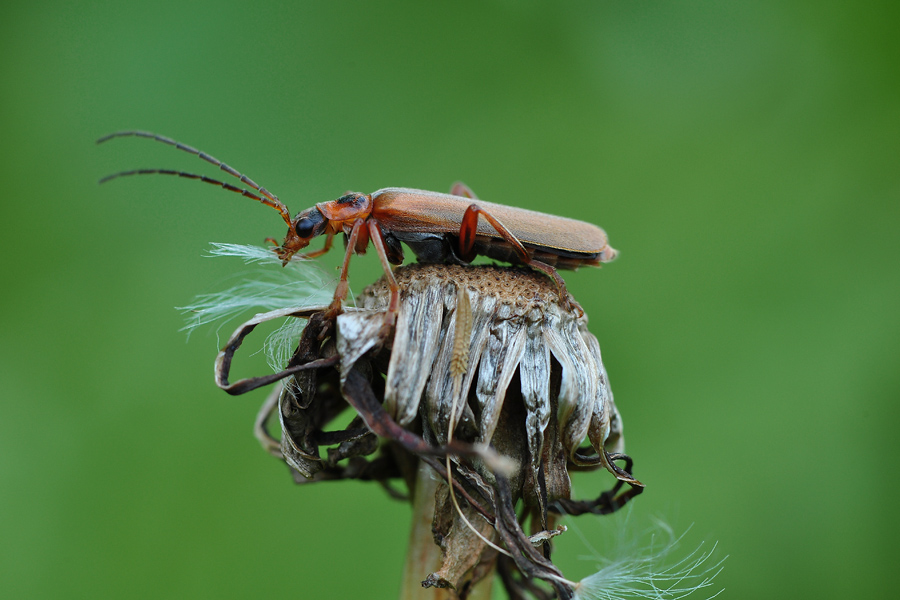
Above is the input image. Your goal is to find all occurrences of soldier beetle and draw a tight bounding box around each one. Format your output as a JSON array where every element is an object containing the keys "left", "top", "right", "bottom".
[{"left": 98, "top": 131, "right": 617, "bottom": 317}]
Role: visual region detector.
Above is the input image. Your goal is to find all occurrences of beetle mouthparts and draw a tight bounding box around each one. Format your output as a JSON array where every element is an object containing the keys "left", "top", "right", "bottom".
[{"left": 276, "top": 248, "right": 293, "bottom": 266}]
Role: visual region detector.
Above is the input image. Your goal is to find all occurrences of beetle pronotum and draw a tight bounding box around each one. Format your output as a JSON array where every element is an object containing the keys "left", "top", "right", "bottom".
[{"left": 98, "top": 131, "right": 617, "bottom": 317}]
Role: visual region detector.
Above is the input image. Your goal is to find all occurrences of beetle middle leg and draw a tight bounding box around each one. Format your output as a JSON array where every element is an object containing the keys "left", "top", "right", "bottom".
[
  {"left": 326, "top": 220, "right": 365, "bottom": 319},
  {"left": 457, "top": 204, "right": 576, "bottom": 311}
]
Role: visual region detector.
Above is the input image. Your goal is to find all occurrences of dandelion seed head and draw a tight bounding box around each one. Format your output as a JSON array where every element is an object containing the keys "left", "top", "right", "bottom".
[
  {"left": 353, "top": 263, "right": 624, "bottom": 478},
  {"left": 219, "top": 261, "right": 665, "bottom": 597}
]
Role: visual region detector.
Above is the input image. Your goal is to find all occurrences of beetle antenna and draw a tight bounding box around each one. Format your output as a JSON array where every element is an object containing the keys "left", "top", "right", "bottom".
[
  {"left": 99, "top": 168, "right": 272, "bottom": 207},
  {"left": 97, "top": 131, "right": 293, "bottom": 226}
]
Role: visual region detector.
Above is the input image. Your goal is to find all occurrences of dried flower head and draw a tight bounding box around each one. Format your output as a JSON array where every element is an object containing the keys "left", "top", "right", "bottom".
[{"left": 215, "top": 262, "right": 643, "bottom": 599}]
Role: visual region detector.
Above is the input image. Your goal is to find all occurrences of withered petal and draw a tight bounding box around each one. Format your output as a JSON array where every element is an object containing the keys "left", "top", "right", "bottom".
[
  {"left": 519, "top": 306, "right": 552, "bottom": 476},
  {"left": 383, "top": 281, "right": 446, "bottom": 425},
  {"left": 475, "top": 301, "right": 528, "bottom": 445},
  {"left": 543, "top": 310, "right": 597, "bottom": 461}
]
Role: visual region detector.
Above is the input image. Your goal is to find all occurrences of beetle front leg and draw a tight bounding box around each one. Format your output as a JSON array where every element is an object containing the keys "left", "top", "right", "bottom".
[
  {"left": 326, "top": 220, "right": 365, "bottom": 318},
  {"left": 301, "top": 230, "right": 335, "bottom": 259}
]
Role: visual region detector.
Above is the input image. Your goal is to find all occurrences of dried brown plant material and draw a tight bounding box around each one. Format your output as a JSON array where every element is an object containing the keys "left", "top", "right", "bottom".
[{"left": 216, "top": 264, "right": 643, "bottom": 599}]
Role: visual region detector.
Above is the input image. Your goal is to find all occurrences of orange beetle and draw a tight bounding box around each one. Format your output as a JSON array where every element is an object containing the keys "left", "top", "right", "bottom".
[{"left": 99, "top": 131, "right": 617, "bottom": 316}]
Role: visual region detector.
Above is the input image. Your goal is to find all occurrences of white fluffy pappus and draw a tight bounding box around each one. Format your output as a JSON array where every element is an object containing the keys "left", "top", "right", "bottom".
[
  {"left": 178, "top": 243, "right": 337, "bottom": 369},
  {"left": 564, "top": 508, "right": 726, "bottom": 600}
]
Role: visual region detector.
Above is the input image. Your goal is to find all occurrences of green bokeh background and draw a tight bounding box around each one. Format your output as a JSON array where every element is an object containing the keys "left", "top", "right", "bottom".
[{"left": 2, "top": 1, "right": 898, "bottom": 598}]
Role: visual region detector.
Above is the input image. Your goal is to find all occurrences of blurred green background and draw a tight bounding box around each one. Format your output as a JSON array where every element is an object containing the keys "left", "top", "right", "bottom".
[{"left": 2, "top": 1, "right": 898, "bottom": 598}]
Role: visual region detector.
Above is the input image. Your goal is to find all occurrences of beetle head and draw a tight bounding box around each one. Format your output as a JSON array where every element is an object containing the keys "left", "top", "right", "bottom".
[{"left": 276, "top": 206, "right": 328, "bottom": 265}]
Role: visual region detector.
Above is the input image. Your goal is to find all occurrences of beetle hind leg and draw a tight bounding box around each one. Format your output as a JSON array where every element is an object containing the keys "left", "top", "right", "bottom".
[
  {"left": 527, "top": 259, "right": 582, "bottom": 315},
  {"left": 457, "top": 204, "right": 580, "bottom": 314},
  {"left": 457, "top": 204, "right": 524, "bottom": 263},
  {"left": 450, "top": 181, "right": 479, "bottom": 199}
]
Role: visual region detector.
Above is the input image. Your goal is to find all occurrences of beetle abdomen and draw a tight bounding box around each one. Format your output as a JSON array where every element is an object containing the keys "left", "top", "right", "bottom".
[{"left": 393, "top": 230, "right": 603, "bottom": 270}]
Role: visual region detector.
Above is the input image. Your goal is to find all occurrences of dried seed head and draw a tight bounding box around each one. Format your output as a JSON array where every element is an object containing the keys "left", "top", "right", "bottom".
[
  {"left": 222, "top": 262, "right": 643, "bottom": 598},
  {"left": 331, "top": 264, "right": 637, "bottom": 595},
  {"left": 348, "top": 264, "right": 625, "bottom": 475}
]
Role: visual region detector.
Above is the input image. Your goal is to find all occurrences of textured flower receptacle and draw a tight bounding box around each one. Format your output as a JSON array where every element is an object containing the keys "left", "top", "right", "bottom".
[{"left": 216, "top": 263, "right": 643, "bottom": 599}]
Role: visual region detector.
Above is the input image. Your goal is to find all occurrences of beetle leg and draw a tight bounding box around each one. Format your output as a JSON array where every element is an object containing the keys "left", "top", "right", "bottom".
[
  {"left": 354, "top": 222, "right": 371, "bottom": 254},
  {"left": 458, "top": 204, "right": 530, "bottom": 263},
  {"left": 367, "top": 220, "right": 400, "bottom": 316},
  {"left": 450, "top": 181, "right": 479, "bottom": 199},
  {"left": 327, "top": 219, "right": 365, "bottom": 317},
  {"left": 528, "top": 259, "right": 582, "bottom": 316},
  {"left": 459, "top": 204, "right": 579, "bottom": 313},
  {"left": 301, "top": 230, "right": 335, "bottom": 259}
]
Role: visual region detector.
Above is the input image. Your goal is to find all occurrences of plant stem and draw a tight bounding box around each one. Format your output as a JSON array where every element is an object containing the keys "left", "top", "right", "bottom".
[{"left": 400, "top": 463, "right": 494, "bottom": 600}]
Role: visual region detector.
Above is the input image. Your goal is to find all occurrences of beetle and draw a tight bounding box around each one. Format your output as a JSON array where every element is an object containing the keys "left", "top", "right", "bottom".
[{"left": 98, "top": 131, "right": 617, "bottom": 317}]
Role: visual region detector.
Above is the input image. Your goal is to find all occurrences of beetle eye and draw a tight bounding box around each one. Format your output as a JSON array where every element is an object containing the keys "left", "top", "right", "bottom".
[{"left": 295, "top": 219, "right": 315, "bottom": 238}]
